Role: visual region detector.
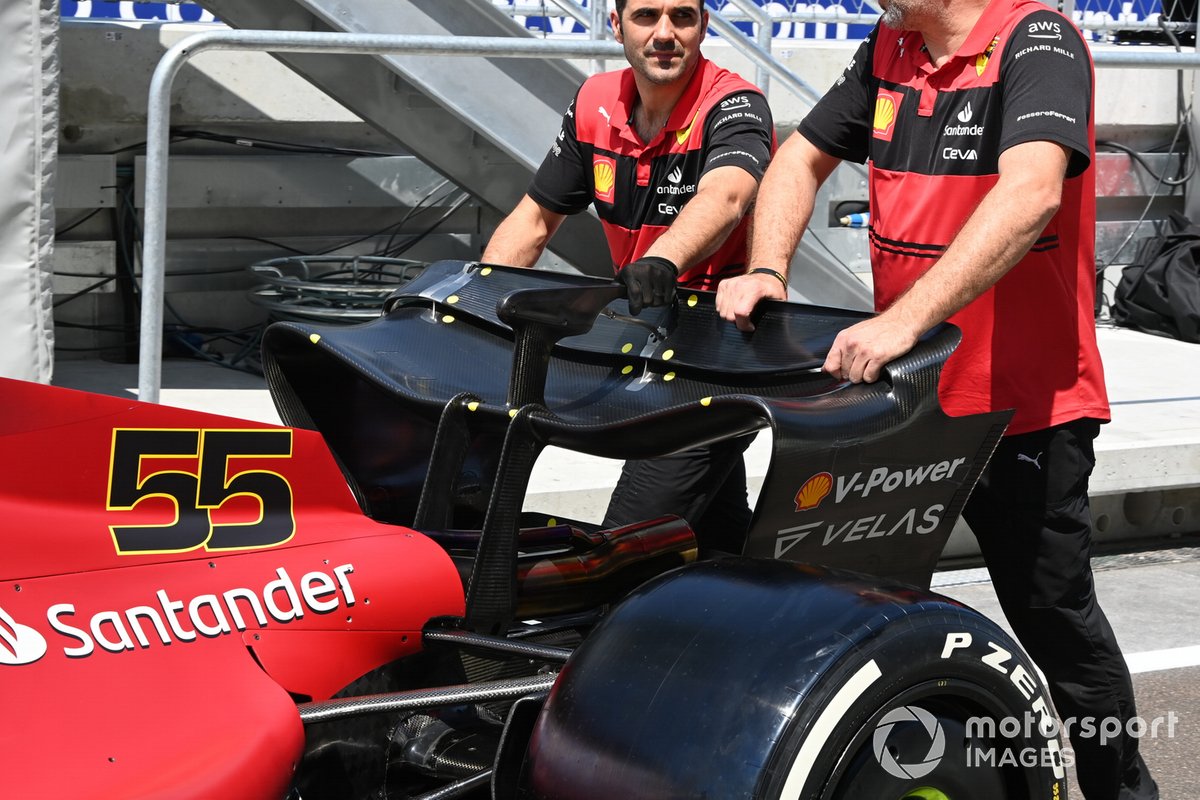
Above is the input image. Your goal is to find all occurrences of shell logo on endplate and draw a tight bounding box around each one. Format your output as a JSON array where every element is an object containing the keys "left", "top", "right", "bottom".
[{"left": 794, "top": 472, "right": 833, "bottom": 511}]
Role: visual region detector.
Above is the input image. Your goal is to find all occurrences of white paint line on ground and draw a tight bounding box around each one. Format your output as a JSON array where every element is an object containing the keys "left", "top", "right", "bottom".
[
  {"left": 931, "top": 567, "right": 992, "bottom": 588},
  {"left": 1126, "top": 645, "right": 1200, "bottom": 674}
]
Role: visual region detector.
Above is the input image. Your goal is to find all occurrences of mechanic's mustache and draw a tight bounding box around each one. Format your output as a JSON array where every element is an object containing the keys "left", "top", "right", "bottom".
[{"left": 645, "top": 44, "right": 684, "bottom": 57}]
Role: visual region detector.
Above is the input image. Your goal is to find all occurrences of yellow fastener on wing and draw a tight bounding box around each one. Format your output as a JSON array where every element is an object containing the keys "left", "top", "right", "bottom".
[
  {"left": 621, "top": 365, "right": 633, "bottom": 375},
  {"left": 442, "top": 315, "right": 455, "bottom": 324},
  {"left": 508, "top": 409, "right": 518, "bottom": 418},
  {"left": 664, "top": 372, "right": 676, "bottom": 382},
  {"left": 481, "top": 267, "right": 493, "bottom": 276},
  {"left": 467, "top": 401, "right": 480, "bottom": 412},
  {"left": 621, "top": 343, "right": 633, "bottom": 354},
  {"left": 687, "top": 295, "right": 698, "bottom": 307},
  {"left": 547, "top": 518, "right": 557, "bottom": 526},
  {"left": 447, "top": 294, "right": 460, "bottom": 304},
  {"left": 309, "top": 334, "right": 321, "bottom": 344},
  {"left": 663, "top": 349, "right": 675, "bottom": 361},
  {"left": 700, "top": 396, "right": 712, "bottom": 406}
]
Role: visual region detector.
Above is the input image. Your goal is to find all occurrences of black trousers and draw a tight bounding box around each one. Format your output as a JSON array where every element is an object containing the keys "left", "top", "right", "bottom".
[
  {"left": 964, "top": 419, "right": 1158, "bottom": 800},
  {"left": 601, "top": 434, "right": 755, "bottom": 554}
]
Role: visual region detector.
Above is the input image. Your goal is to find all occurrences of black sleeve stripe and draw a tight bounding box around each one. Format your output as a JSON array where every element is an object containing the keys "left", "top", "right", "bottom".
[{"left": 868, "top": 229, "right": 949, "bottom": 253}]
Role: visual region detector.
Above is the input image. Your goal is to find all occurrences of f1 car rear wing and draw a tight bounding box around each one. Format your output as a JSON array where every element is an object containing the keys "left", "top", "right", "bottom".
[{"left": 262, "top": 260, "right": 1009, "bottom": 629}]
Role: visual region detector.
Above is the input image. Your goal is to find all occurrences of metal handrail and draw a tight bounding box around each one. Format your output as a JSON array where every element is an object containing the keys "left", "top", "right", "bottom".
[
  {"left": 588, "top": 0, "right": 608, "bottom": 75},
  {"left": 138, "top": 31, "right": 624, "bottom": 403},
  {"left": 533, "top": 0, "right": 827, "bottom": 104},
  {"left": 1092, "top": 47, "right": 1200, "bottom": 66},
  {"left": 544, "top": 0, "right": 591, "bottom": 28},
  {"left": 703, "top": 7, "right": 824, "bottom": 104},
  {"left": 136, "top": 30, "right": 1200, "bottom": 403},
  {"left": 502, "top": 3, "right": 1194, "bottom": 36},
  {"left": 135, "top": 14, "right": 830, "bottom": 402},
  {"left": 720, "top": 0, "right": 776, "bottom": 94}
]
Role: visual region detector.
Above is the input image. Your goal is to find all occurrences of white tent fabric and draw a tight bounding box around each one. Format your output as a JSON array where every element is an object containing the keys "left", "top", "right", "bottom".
[{"left": 0, "top": 0, "right": 57, "bottom": 383}]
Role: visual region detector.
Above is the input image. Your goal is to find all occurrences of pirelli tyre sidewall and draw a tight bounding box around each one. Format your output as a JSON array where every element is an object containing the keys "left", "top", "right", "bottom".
[{"left": 764, "top": 609, "right": 1068, "bottom": 800}]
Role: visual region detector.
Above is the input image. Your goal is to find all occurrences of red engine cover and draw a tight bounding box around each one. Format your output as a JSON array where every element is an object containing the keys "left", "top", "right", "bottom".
[{"left": 0, "top": 378, "right": 465, "bottom": 799}]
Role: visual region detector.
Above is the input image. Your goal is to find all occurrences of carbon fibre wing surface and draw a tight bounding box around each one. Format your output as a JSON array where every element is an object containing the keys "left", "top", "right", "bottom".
[{"left": 262, "top": 259, "right": 1009, "bottom": 588}]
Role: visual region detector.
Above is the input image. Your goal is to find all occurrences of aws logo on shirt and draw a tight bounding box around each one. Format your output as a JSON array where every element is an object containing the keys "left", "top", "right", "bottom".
[
  {"left": 873, "top": 90, "right": 903, "bottom": 142},
  {"left": 593, "top": 155, "right": 617, "bottom": 203}
]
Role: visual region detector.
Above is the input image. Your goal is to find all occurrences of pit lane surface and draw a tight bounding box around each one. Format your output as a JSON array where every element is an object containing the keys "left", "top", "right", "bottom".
[{"left": 936, "top": 549, "right": 1200, "bottom": 798}]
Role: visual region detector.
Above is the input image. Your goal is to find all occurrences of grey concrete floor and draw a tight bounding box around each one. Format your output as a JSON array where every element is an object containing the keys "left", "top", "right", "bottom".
[{"left": 936, "top": 550, "right": 1200, "bottom": 799}]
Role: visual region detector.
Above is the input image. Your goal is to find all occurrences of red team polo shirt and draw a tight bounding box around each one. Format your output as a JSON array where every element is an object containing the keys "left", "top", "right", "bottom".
[
  {"left": 800, "top": 0, "right": 1110, "bottom": 434},
  {"left": 529, "top": 57, "right": 775, "bottom": 290}
]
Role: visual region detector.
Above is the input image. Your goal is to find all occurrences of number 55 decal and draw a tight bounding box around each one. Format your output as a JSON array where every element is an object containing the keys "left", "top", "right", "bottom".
[{"left": 107, "top": 428, "right": 296, "bottom": 554}]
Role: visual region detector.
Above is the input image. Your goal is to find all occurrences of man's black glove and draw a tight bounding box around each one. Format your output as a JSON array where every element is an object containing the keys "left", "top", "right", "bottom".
[{"left": 618, "top": 256, "right": 678, "bottom": 315}]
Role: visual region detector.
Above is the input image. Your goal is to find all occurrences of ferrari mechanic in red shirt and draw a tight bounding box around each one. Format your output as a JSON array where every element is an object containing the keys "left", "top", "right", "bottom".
[
  {"left": 715, "top": 0, "right": 1157, "bottom": 795},
  {"left": 482, "top": 0, "right": 775, "bottom": 553}
]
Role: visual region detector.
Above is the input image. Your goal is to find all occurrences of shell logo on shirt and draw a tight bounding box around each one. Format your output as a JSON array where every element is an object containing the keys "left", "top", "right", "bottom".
[
  {"left": 593, "top": 155, "right": 617, "bottom": 203},
  {"left": 873, "top": 90, "right": 902, "bottom": 141}
]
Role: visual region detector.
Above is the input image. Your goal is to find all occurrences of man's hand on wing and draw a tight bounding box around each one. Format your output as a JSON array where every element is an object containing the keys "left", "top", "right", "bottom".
[
  {"left": 823, "top": 314, "right": 921, "bottom": 384},
  {"left": 716, "top": 270, "right": 788, "bottom": 332},
  {"left": 618, "top": 256, "right": 678, "bottom": 315}
]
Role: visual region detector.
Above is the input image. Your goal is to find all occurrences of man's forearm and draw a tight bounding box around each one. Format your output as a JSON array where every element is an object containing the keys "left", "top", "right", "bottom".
[
  {"left": 645, "top": 167, "right": 758, "bottom": 271},
  {"left": 645, "top": 190, "right": 743, "bottom": 270},
  {"left": 481, "top": 194, "right": 564, "bottom": 268},
  {"left": 713, "top": 137, "right": 839, "bottom": 332},
  {"left": 481, "top": 222, "right": 547, "bottom": 268},
  {"left": 746, "top": 135, "right": 833, "bottom": 274}
]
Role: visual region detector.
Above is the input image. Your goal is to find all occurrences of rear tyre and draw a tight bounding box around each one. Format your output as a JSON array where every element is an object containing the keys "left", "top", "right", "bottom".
[
  {"left": 522, "top": 560, "right": 1067, "bottom": 800},
  {"left": 766, "top": 611, "right": 1065, "bottom": 799}
]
